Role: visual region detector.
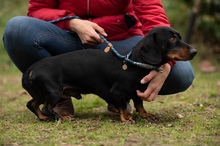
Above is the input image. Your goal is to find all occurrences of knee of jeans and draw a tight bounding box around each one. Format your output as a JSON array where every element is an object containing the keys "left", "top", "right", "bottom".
[
  {"left": 179, "top": 72, "right": 195, "bottom": 92},
  {"left": 3, "top": 16, "right": 24, "bottom": 43},
  {"left": 160, "top": 62, "right": 195, "bottom": 95},
  {"left": 4, "top": 16, "right": 27, "bottom": 36},
  {"left": 177, "top": 67, "right": 195, "bottom": 94},
  {"left": 3, "top": 16, "right": 31, "bottom": 52}
]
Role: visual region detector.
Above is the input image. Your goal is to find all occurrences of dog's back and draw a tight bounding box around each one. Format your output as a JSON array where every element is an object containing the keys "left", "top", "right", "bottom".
[{"left": 23, "top": 49, "right": 143, "bottom": 105}]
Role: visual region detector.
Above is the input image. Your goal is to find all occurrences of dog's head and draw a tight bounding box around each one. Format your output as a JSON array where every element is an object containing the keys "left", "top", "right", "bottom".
[{"left": 136, "top": 26, "right": 197, "bottom": 65}]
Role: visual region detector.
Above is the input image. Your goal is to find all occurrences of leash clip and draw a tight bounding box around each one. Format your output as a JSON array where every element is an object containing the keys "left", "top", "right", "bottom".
[
  {"left": 104, "top": 43, "right": 113, "bottom": 53},
  {"left": 122, "top": 60, "right": 128, "bottom": 70}
]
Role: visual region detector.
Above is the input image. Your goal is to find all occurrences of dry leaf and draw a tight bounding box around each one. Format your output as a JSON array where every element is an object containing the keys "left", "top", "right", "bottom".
[
  {"left": 217, "top": 80, "right": 220, "bottom": 87},
  {"left": 176, "top": 113, "right": 184, "bottom": 119}
]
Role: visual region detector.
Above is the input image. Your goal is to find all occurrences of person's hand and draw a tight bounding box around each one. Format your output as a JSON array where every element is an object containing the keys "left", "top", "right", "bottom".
[
  {"left": 136, "top": 63, "right": 171, "bottom": 102},
  {"left": 69, "top": 19, "right": 107, "bottom": 46}
]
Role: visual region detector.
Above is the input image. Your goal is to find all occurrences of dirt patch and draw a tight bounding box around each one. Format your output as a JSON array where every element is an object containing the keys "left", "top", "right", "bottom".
[{"left": 0, "top": 74, "right": 21, "bottom": 84}]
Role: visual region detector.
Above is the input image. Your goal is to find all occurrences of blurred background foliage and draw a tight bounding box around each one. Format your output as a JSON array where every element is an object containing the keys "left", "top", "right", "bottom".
[
  {"left": 0, "top": 0, "right": 219, "bottom": 73},
  {"left": 162, "top": 0, "right": 220, "bottom": 62},
  {"left": 182, "top": 0, "right": 220, "bottom": 44},
  {"left": 163, "top": 0, "right": 220, "bottom": 42}
]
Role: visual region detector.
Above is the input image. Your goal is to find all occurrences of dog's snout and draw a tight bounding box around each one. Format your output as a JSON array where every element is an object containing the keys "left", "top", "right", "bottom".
[{"left": 190, "top": 48, "right": 197, "bottom": 58}]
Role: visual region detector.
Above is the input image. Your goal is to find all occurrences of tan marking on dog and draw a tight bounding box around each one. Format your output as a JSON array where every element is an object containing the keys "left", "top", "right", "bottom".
[
  {"left": 135, "top": 104, "right": 153, "bottom": 118},
  {"left": 167, "top": 47, "right": 191, "bottom": 60},
  {"left": 119, "top": 109, "right": 135, "bottom": 123},
  {"left": 28, "top": 71, "right": 33, "bottom": 85},
  {"left": 31, "top": 99, "right": 51, "bottom": 121}
]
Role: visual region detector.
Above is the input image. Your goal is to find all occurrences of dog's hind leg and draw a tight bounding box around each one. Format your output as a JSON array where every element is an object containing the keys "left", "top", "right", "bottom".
[
  {"left": 26, "top": 99, "right": 52, "bottom": 121},
  {"left": 41, "top": 90, "right": 63, "bottom": 121},
  {"left": 22, "top": 71, "right": 52, "bottom": 121}
]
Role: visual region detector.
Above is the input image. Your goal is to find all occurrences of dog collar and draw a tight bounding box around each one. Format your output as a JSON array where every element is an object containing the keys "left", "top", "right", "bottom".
[{"left": 100, "top": 35, "right": 163, "bottom": 72}]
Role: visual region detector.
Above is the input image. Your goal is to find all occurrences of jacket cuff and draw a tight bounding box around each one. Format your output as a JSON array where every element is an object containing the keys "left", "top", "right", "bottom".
[
  {"left": 168, "top": 61, "right": 176, "bottom": 67},
  {"left": 48, "top": 15, "right": 80, "bottom": 30},
  {"left": 64, "top": 15, "right": 81, "bottom": 30}
]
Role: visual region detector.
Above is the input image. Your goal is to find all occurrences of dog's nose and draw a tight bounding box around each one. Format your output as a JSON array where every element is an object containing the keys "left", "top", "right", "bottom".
[{"left": 190, "top": 48, "right": 197, "bottom": 58}]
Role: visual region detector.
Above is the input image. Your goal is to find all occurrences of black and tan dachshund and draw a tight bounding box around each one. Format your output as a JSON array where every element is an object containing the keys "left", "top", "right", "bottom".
[{"left": 22, "top": 26, "right": 197, "bottom": 123}]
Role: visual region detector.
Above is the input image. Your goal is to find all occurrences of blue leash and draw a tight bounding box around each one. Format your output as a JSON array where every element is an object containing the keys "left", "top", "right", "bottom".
[{"left": 48, "top": 16, "right": 162, "bottom": 72}]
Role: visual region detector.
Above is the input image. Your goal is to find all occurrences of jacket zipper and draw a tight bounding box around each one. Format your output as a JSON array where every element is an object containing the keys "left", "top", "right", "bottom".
[{"left": 87, "top": 0, "right": 90, "bottom": 16}]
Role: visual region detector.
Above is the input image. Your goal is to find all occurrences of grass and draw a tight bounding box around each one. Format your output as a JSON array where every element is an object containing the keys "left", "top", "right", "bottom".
[
  {"left": 0, "top": 0, "right": 220, "bottom": 146},
  {"left": 0, "top": 68, "right": 219, "bottom": 145},
  {"left": 0, "top": 0, "right": 28, "bottom": 74}
]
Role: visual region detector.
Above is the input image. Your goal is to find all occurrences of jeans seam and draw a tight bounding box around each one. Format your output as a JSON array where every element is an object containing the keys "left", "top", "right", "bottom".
[{"left": 34, "top": 32, "right": 79, "bottom": 57}]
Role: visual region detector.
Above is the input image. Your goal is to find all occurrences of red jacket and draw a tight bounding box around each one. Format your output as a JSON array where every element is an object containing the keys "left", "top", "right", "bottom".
[{"left": 28, "top": 0, "right": 170, "bottom": 41}]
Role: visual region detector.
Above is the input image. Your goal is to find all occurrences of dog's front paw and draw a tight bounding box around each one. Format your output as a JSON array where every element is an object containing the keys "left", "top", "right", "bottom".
[
  {"left": 119, "top": 109, "right": 136, "bottom": 124},
  {"left": 140, "top": 112, "right": 161, "bottom": 123},
  {"left": 121, "top": 116, "right": 136, "bottom": 124}
]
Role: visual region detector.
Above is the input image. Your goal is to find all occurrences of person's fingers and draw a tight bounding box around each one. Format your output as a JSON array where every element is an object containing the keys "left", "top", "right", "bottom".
[
  {"left": 70, "top": 19, "right": 107, "bottom": 46},
  {"left": 79, "top": 31, "right": 101, "bottom": 46},
  {"left": 92, "top": 23, "right": 107, "bottom": 37},
  {"left": 137, "top": 85, "right": 159, "bottom": 102},
  {"left": 137, "top": 63, "right": 171, "bottom": 102},
  {"left": 140, "top": 70, "right": 157, "bottom": 84},
  {"left": 136, "top": 89, "right": 151, "bottom": 101},
  {"left": 145, "top": 86, "right": 160, "bottom": 101},
  {"left": 137, "top": 72, "right": 162, "bottom": 101},
  {"left": 90, "top": 24, "right": 107, "bottom": 44},
  {"left": 85, "top": 39, "right": 101, "bottom": 46}
]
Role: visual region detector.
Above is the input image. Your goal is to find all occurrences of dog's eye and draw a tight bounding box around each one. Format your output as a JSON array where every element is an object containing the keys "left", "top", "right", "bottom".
[{"left": 169, "top": 38, "right": 176, "bottom": 42}]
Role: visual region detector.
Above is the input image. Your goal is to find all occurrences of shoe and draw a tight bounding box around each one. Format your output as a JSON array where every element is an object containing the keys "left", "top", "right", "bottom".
[{"left": 53, "top": 95, "right": 74, "bottom": 120}]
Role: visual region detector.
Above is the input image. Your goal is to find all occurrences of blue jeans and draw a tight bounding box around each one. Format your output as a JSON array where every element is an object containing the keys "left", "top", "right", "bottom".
[{"left": 3, "top": 16, "right": 195, "bottom": 95}]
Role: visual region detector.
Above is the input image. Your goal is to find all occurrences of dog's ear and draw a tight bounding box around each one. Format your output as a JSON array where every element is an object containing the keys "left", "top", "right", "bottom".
[{"left": 139, "top": 33, "right": 162, "bottom": 65}]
